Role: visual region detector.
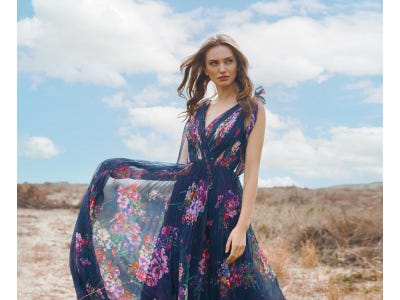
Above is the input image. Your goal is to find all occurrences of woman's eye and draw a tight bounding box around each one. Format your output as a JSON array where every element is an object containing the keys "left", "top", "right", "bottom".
[{"left": 210, "top": 61, "right": 217, "bottom": 66}]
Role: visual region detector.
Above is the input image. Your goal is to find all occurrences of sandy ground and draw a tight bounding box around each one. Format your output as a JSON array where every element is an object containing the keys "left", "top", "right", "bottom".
[
  {"left": 18, "top": 209, "right": 77, "bottom": 299},
  {"left": 18, "top": 208, "right": 382, "bottom": 300}
]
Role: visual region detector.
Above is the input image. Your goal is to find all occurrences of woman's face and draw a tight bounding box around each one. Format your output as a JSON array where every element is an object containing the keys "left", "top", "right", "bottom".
[{"left": 204, "top": 45, "right": 238, "bottom": 89}]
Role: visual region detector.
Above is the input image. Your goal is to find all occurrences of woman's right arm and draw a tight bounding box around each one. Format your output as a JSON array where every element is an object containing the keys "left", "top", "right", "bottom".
[
  {"left": 177, "top": 115, "right": 190, "bottom": 164},
  {"left": 178, "top": 137, "right": 188, "bottom": 164}
]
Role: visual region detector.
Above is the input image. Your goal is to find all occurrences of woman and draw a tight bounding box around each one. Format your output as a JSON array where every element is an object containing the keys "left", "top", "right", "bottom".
[{"left": 70, "top": 34, "right": 286, "bottom": 300}]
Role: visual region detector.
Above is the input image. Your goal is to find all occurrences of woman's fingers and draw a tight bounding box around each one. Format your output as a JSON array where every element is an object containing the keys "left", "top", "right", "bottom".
[
  {"left": 226, "top": 226, "right": 247, "bottom": 263},
  {"left": 226, "top": 244, "right": 246, "bottom": 264},
  {"left": 225, "top": 235, "right": 232, "bottom": 253}
]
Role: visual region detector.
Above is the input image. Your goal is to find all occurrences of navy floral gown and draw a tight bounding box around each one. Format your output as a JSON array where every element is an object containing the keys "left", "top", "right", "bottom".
[{"left": 70, "top": 95, "right": 286, "bottom": 300}]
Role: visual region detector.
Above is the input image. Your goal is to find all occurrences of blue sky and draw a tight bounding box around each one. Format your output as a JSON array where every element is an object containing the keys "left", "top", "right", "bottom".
[{"left": 17, "top": 0, "right": 382, "bottom": 188}]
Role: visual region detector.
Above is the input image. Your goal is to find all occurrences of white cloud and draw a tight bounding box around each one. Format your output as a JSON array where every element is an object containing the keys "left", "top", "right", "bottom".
[
  {"left": 20, "top": 136, "right": 64, "bottom": 158},
  {"left": 18, "top": 1, "right": 382, "bottom": 87},
  {"left": 250, "top": 0, "right": 327, "bottom": 17},
  {"left": 123, "top": 132, "right": 181, "bottom": 162},
  {"left": 345, "top": 80, "right": 383, "bottom": 103},
  {"left": 266, "top": 108, "right": 289, "bottom": 130},
  {"left": 262, "top": 125, "right": 382, "bottom": 180},
  {"left": 101, "top": 86, "right": 171, "bottom": 109},
  {"left": 258, "top": 176, "right": 301, "bottom": 187},
  {"left": 18, "top": 0, "right": 198, "bottom": 87},
  {"left": 127, "top": 106, "right": 185, "bottom": 135},
  {"left": 132, "top": 85, "right": 170, "bottom": 105},
  {"left": 101, "top": 92, "right": 131, "bottom": 108},
  {"left": 119, "top": 105, "right": 187, "bottom": 162},
  {"left": 226, "top": 11, "right": 382, "bottom": 86},
  {"left": 250, "top": 0, "right": 293, "bottom": 16}
]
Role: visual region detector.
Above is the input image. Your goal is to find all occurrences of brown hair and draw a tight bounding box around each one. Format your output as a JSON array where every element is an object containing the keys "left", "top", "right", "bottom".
[{"left": 177, "top": 34, "right": 257, "bottom": 122}]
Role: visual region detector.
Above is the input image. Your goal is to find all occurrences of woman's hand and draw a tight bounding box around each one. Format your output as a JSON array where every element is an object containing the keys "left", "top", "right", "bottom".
[{"left": 225, "top": 225, "right": 247, "bottom": 264}]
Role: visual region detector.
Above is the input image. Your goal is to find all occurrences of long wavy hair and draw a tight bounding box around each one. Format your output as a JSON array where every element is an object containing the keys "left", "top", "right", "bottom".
[{"left": 177, "top": 34, "right": 258, "bottom": 122}]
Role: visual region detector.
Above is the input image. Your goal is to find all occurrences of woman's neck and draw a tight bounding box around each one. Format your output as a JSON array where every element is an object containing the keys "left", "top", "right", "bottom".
[{"left": 215, "top": 85, "right": 238, "bottom": 104}]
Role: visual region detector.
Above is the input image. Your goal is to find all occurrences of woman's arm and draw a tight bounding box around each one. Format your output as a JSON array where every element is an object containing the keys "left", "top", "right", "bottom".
[
  {"left": 226, "top": 101, "right": 266, "bottom": 264},
  {"left": 178, "top": 137, "right": 189, "bottom": 164}
]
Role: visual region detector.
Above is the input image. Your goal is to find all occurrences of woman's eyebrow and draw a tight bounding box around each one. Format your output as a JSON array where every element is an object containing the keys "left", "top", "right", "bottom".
[{"left": 207, "top": 56, "right": 234, "bottom": 61}]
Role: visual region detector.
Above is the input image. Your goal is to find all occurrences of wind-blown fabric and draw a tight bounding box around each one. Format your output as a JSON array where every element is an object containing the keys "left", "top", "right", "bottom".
[{"left": 69, "top": 93, "right": 286, "bottom": 299}]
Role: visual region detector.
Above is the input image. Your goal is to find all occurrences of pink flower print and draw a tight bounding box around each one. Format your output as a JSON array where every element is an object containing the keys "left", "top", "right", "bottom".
[
  {"left": 75, "top": 232, "right": 83, "bottom": 253},
  {"left": 225, "top": 197, "right": 239, "bottom": 218},
  {"left": 216, "top": 190, "right": 240, "bottom": 227},
  {"left": 143, "top": 234, "right": 153, "bottom": 244},
  {"left": 215, "top": 194, "right": 224, "bottom": 208},
  {"left": 139, "top": 255, "right": 150, "bottom": 271},
  {"left": 234, "top": 127, "right": 240, "bottom": 137},
  {"left": 95, "top": 228, "right": 112, "bottom": 249},
  {"left": 112, "top": 165, "right": 131, "bottom": 179},
  {"left": 213, "top": 111, "right": 240, "bottom": 142},
  {"left": 95, "top": 288, "right": 105, "bottom": 299},
  {"left": 257, "top": 247, "right": 273, "bottom": 277},
  {"left": 113, "top": 265, "right": 121, "bottom": 277},
  {"left": 75, "top": 232, "right": 87, "bottom": 255},
  {"left": 117, "top": 195, "right": 129, "bottom": 209},
  {"left": 132, "top": 222, "right": 142, "bottom": 234},
  {"left": 89, "top": 195, "right": 95, "bottom": 215},
  {"left": 161, "top": 225, "right": 176, "bottom": 236},
  {"left": 149, "top": 189, "right": 162, "bottom": 201},
  {"left": 85, "top": 283, "right": 106, "bottom": 299},
  {"left": 131, "top": 168, "right": 145, "bottom": 178},
  {"left": 128, "top": 231, "right": 142, "bottom": 246},
  {"left": 133, "top": 244, "right": 152, "bottom": 282},
  {"left": 217, "top": 261, "right": 232, "bottom": 297},
  {"left": 145, "top": 247, "right": 169, "bottom": 286},
  {"left": 231, "top": 140, "right": 241, "bottom": 154},
  {"left": 80, "top": 257, "right": 91, "bottom": 266},
  {"left": 178, "top": 263, "right": 184, "bottom": 281},
  {"left": 182, "top": 180, "right": 207, "bottom": 225},
  {"left": 141, "top": 215, "right": 150, "bottom": 222},
  {"left": 231, "top": 272, "right": 242, "bottom": 286},
  {"left": 115, "top": 212, "right": 126, "bottom": 223},
  {"left": 106, "top": 282, "right": 124, "bottom": 299},
  {"left": 127, "top": 190, "right": 140, "bottom": 202},
  {"left": 198, "top": 248, "right": 210, "bottom": 275},
  {"left": 127, "top": 222, "right": 142, "bottom": 246},
  {"left": 117, "top": 182, "right": 140, "bottom": 199},
  {"left": 95, "top": 247, "right": 106, "bottom": 264},
  {"left": 134, "top": 267, "right": 146, "bottom": 282},
  {"left": 111, "top": 221, "right": 125, "bottom": 233},
  {"left": 178, "top": 286, "right": 188, "bottom": 300}
]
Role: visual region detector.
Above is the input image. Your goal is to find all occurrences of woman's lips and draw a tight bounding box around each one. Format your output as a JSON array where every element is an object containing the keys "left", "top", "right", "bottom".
[{"left": 218, "top": 76, "right": 229, "bottom": 81}]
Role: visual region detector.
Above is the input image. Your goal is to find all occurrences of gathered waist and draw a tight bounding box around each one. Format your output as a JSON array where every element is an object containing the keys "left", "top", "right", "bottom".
[{"left": 191, "top": 158, "right": 239, "bottom": 188}]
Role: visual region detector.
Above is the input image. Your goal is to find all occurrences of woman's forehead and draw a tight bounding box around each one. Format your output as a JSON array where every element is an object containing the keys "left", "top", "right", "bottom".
[{"left": 205, "top": 45, "right": 234, "bottom": 60}]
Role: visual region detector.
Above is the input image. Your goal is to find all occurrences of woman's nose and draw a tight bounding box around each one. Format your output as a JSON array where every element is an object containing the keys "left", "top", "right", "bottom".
[{"left": 219, "top": 64, "right": 227, "bottom": 72}]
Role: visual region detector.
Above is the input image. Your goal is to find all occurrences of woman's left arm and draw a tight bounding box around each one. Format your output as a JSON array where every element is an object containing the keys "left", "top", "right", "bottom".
[{"left": 225, "top": 101, "right": 266, "bottom": 264}]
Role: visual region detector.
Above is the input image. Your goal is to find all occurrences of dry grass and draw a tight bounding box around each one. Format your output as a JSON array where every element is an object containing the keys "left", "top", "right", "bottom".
[
  {"left": 327, "top": 276, "right": 340, "bottom": 300},
  {"left": 300, "top": 239, "right": 319, "bottom": 268},
  {"left": 252, "top": 182, "right": 382, "bottom": 299},
  {"left": 17, "top": 182, "right": 87, "bottom": 209},
  {"left": 263, "top": 238, "right": 290, "bottom": 283},
  {"left": 17, "top": 182, "right": 383, "bottom": 299}
]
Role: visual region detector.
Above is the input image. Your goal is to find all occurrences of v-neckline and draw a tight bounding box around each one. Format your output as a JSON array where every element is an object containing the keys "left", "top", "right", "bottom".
[{"left": 203, "top": 100, "right": 241, "bottom": 132}]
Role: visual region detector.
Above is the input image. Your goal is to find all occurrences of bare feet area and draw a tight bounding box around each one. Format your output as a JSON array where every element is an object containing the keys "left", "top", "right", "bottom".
[{"left": 17, "top": 182, "right": 382, "bottom": 299}]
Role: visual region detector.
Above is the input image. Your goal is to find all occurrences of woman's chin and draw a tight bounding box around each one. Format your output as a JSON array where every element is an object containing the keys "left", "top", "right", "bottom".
[{"left": 213, "top": 80, "right": 235, "bottom": 89}]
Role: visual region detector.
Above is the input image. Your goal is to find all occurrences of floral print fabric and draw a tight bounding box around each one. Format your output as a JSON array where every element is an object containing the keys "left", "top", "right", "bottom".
[{"left": 70, "top": 96, "right": 286, "bottom": 299}]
